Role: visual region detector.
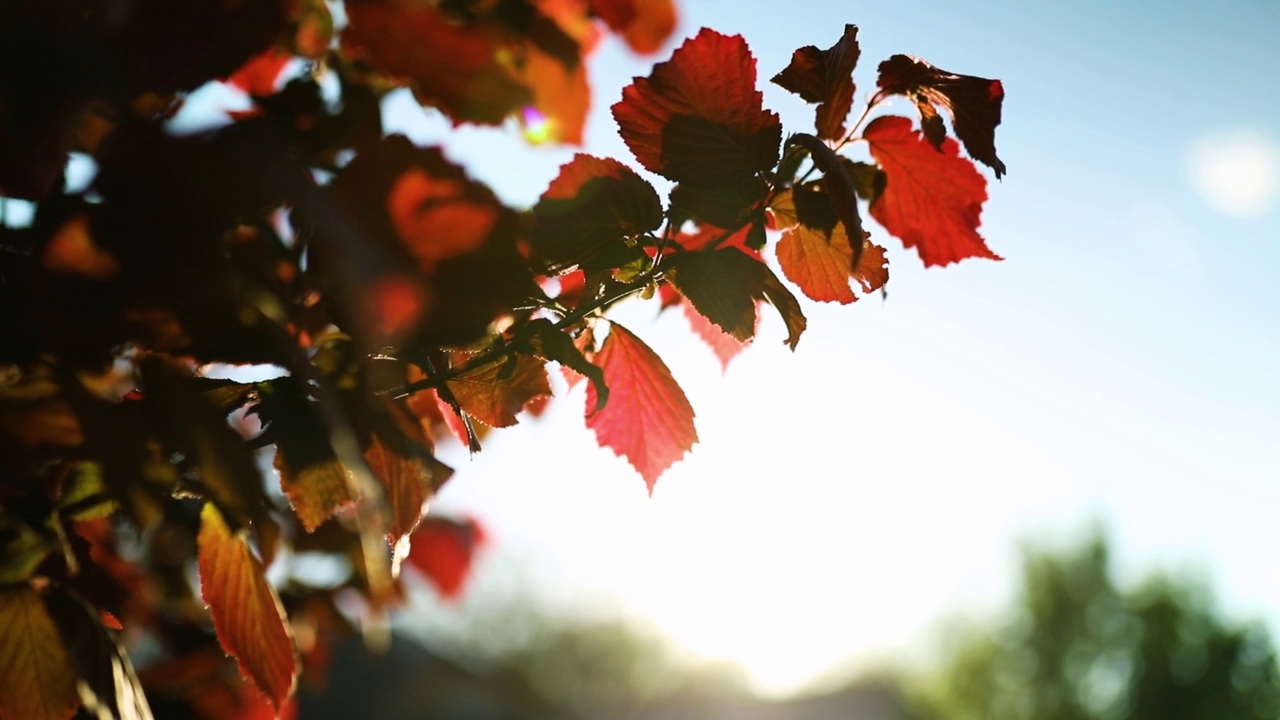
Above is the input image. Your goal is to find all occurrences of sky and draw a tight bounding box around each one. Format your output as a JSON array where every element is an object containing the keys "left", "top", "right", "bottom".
[{"left": 385, "top": 0, "right": 1280, "bottom": 697}]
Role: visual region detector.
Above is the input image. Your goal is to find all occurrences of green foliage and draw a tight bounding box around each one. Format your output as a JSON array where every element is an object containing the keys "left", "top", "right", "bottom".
[{"left": 909, "top": 533, "right": 1280, "bottom": 720}]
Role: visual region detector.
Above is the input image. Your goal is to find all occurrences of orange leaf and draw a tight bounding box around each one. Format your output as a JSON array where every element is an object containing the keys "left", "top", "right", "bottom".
[
  {"left": 517, "top": 44, "right": 591, "bottom": 145},
  {"left": 863, "top": 115, "right": 1000, "bottom": 268},
  {"left": 387, "top": 168, "right": 497, "bottom": 273},
  {"left": 0, "top": 589, "right": 79, "bottom": 720},
  {"left": 226, "top": 47, "right": 293, "bottom": 97},
  {"left": 197, "top": 503, "right": 298, "bottom": 712},
  {"left": 363, "top": 436, "right": 432, "bottom": 542},
  {"left": 446, "top": 355, "right": 552, "bottom": 429},
  {"left": 585, "top": 324, "right": 697, "bottom": 492},
  {"left": 591, "top": 0, "right": 677, "bottom": 54},
  {"left": 776, "top": 223, "right": 888, "bottom": 304}
]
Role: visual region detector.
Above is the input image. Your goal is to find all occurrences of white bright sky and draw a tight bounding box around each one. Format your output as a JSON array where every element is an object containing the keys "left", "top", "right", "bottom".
[
  {"left": 384, "top": 0, "right": 1280, "bottom": 697},
  {"left": 386, "top": 0, "right": 1280, "bottom": 697}
]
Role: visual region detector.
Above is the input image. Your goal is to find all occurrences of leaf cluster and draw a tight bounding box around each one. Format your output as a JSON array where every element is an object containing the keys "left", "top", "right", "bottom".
[{"left": 0, "top": 4, "right": 1006, "bottom": 718}]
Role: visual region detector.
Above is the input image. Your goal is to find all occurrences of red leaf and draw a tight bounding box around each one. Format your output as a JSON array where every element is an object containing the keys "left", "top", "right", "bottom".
[
  {"left": 342, "top": 3, "right": 530, "bottom": 125},
  {"left": 776, "top": 222, "right": 889, "bottom": 304},
  {"left": 862, "top": 115, "right": 999, "bottom": 268},
  {"left": 681, "top": 300, "right": 750, "bottom": 370},
  {"left": 771, "top": 24, "right": 860, "bottom": 141},
  {"left": 591, "top": 0, "right": 677, "bottom": 54},
  {"left": 612, "top": 29, "right": 782, "bottom": 183},
  {"left": 226, "top": 47, "right": 293, "bottom": 97},
  {"left": 531, "top": 154, "right": 663, "bottom": 274},
  {"left": 0, "top": 589, "right": 79, "bottom": 720},
  {"left": 197, "top": 503, "right": 298, "bottom": 712},
  {"left": 405, "top": 516, "right": 487, "bottom": 601},
  {"left": 446, "top": 355, "right": 553, "bottom": 428},
  {"left": 387, "top": 167, "right": 497, "bottom": 273},
  {"left": 585, "top": 323, "right": 697, "bottom": 491},
  {"left": 876, "top": 55, "right": 1006, "bottom": 177}
]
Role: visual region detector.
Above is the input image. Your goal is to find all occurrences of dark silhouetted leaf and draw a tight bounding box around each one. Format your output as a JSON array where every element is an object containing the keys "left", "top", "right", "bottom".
[
  {"left": 771, "top": 24, "right": 860, "bottom": 141},
  {"left": 876, "top": 54, "right": 1006, "bottom": 177},
  {"left": 0, "top": 588, "right": 79, "bottom": 720},
  {"left": 531, "top": 154, "right": 663, "bottom": 274}
]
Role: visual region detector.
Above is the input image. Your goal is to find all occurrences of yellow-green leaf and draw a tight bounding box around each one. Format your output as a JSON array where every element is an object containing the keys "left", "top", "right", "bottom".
[{"left": 0, "top": 588, "right": 80, "bottom": 720}]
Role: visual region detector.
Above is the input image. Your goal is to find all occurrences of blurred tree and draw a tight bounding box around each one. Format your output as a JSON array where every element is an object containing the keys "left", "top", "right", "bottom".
[{"left": 908, "top": 532, "right": 1280, "bottom": 720}]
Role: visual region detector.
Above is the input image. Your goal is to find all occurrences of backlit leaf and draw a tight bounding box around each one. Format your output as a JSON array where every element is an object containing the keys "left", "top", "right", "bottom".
[
  {"left": 522, "top": 319, "right": 609, "bottom": 413},
  {"left": 446, "top": 355, "right": 552, "bottom": 429},
  {"left": 666, "top": 249, "right": 765, "bottom": 342},
  {"left": 364, "top": 436, "right": 432, "bottom": 542},
  {"left": 585, "top": 323, "right": 696, "bottom": 491},
  {"left": 771, "top": 24, "right": 861, "bottom": 141},
  {"left": 405, "top": 516, "right": 487, "bottom": 601},
  {"left": 44, "top": 591, "right": 153, "bottom": 720},
  {"left": 197, "top": 503, "right": 298, "bottom": 712},
  {"left": 680, "top": 300, "right": 750, "bottom": 370},
  {"left": 274, "top": 453, "right": 354, "bottom": 533},
  {"left": 591, "top": 0, "right": 677, "bottom": 54},
  {"left": 863, "top": 115, "right": 999, "bottom": 267},
  {"left": 777, "top": 223, "right": 889, "bottom": 304},
  {"left": 342, "top": 3, "right": 531, "bottom": 125},
  {"left": 876, "top": 54, "right": 1006, "bottom": 177},
  {"left": 531, "top": 154, "right": 663, "bottom": 274},
  {"left": 612, "top": 28, "right": 782, "bottom": 183},
  {"left": 0, "top": 589, "right": 79, "bottom": 720}
]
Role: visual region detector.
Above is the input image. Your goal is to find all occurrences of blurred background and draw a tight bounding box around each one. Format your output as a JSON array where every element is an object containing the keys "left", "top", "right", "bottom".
[{"left": 13, "top": 0, "right": 1277, "bottom": 717}]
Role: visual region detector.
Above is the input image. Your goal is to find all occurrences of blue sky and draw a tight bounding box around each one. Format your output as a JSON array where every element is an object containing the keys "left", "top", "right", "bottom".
[{"left": 393, "top": 0, "right": 1280, "bottom": 695}]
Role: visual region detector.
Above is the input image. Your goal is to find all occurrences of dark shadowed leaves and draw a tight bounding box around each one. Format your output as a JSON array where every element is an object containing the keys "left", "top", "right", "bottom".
[
  {"left": 666, "top": 248, "right": 807, "bottom": 349},
  {"left": 863, "top": 115, "right": 998, "bottom": 267},
  {"left": 530, "top": 154, "right": 663, "bottom": 274},
  {"left": 0, "top": 588, "right": 79, "bottom": 720},
  {"left": 876, "top": 54, "right": 1006, "bottom": 177},
  {"left": 446, "top": 355, "right": 552, "bottom": 429},
  {"left": 771, "top": 24, "right": 861, "bottom": 141},
  {"left": 585, "top": 324, "right": 696, "bottom": 492},
  {"left": 44, "top": 590, "right": 153, "bottom": 720}
]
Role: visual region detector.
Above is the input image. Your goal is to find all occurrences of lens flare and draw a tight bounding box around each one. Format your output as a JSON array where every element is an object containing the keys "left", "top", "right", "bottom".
[{"left": 521, "top": 106, "right": 554, "bottom": 144}]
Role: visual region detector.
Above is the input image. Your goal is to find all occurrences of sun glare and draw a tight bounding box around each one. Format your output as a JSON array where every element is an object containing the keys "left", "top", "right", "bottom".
[
  {"left": 520, "top": 106, "right": 555, "bottom": 145},
  {"left": 1185, "top": 128, "right": 1280, "bottom": 219}
]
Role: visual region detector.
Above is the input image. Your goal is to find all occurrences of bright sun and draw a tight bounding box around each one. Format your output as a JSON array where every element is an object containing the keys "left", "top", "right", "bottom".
[{"left": 1185, "top": 128, "right": 1280, "bottom": 219}]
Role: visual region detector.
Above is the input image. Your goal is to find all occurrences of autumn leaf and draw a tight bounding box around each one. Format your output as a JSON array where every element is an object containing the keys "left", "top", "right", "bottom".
[
  {"left": 875, "top": 54, "right": 1006, "bottom": 177},
  {"left": 226, "top": 47, "right": 293, "bottom": 98},
  {"left": 590, "top": 0, "right": 677, "bottom": 54},
  {"left": 404, "top": 516, "right": 487, "bottom": 601},
  {"left": 446, "top": 355, "right": 552, "bottom": 428},
  {"left": 521, "top": 319, "right": 609, "bottom": 413},
  {"left": 665, "top": 249, "right": 764, "bottom": 342},
  {"left": 666, "top": 248, "right": 807, "bottom": 349},
  {"left": 771, "top": 24, "right": 860, "bottom": 141},
  {"left": 274, "top": 453, "right": 354, "bottom": 533},
  {"left": 196, "top": 503, "right": 298, "bottom": 713},
  {"left": 342, "top": 2, "right": 531, "bottom": 125},
  {"left": 863, "top": 115, "right": 999, "bottom": 267},
  {"left": 364, "top": 435, "right": 433, "bottom": 542},
  {"left": 680, "top": 300, "right": 750, "bottom": 370},
  {"left": 43, "top": 590, "right": 153, "bottom": 720},
  {"left": 612, "top": 28, "right": 782, "bottom": 183},
  {"left": 0, "top": 589, "right": 80, "bottom": 720},
  {"left": 585, "top": 323, "right": 696, "bottom": 491},
  {"left": 514, "top": 44, "right": 591, "bottom": 145},
  {"left": 530, "top": 154, "right": 663, "bottom": 274},
  {"left": 777, "top": 223, "right": 889, "bottom": 304}
]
